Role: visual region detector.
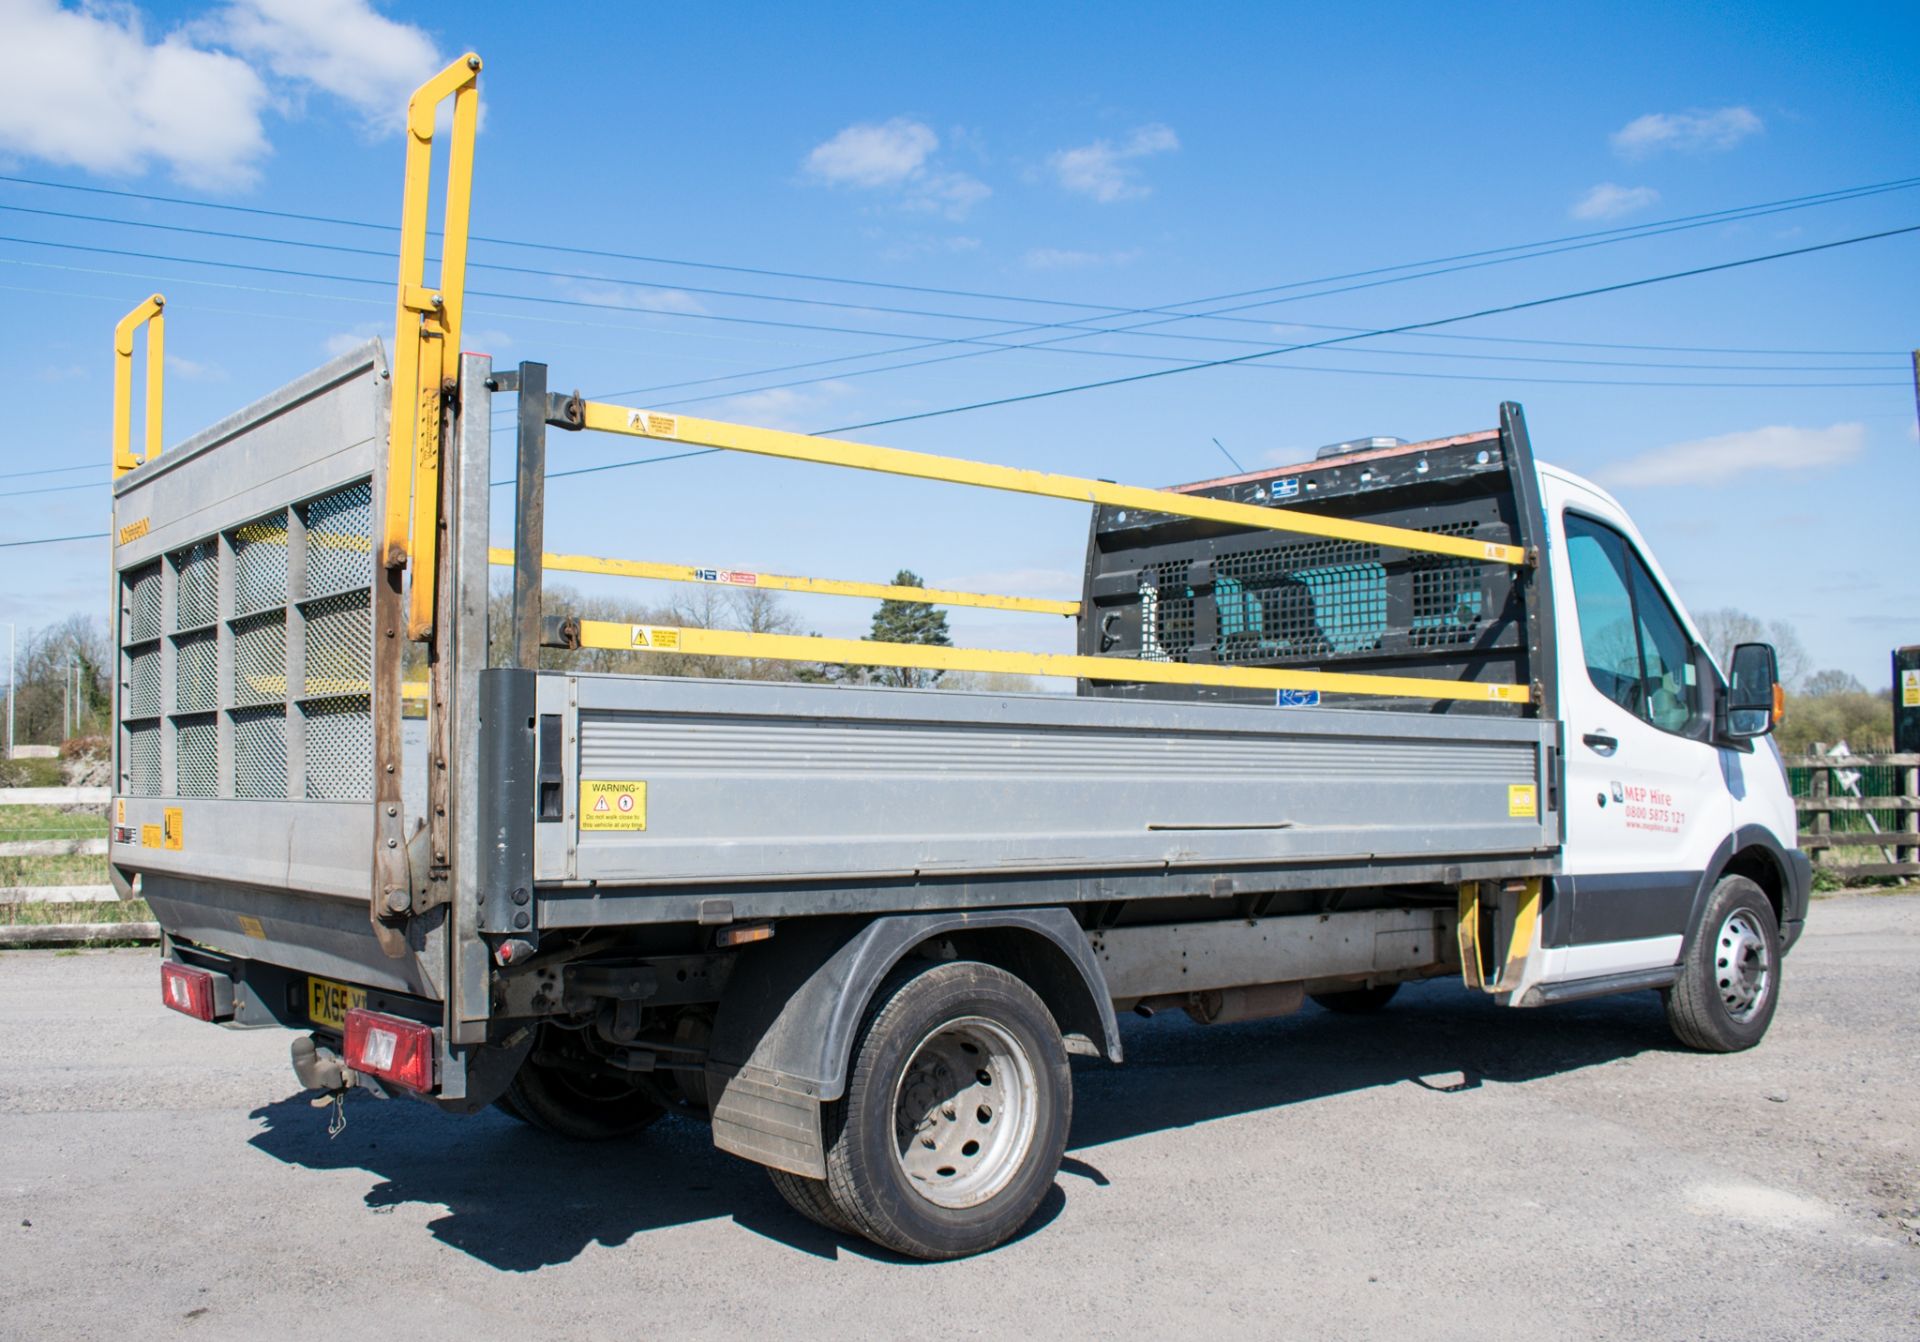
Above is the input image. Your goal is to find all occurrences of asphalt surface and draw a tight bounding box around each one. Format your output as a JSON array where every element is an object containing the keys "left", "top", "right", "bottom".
[{"left": 3, "top": 894, "right": 1917, "bottom": 1341}]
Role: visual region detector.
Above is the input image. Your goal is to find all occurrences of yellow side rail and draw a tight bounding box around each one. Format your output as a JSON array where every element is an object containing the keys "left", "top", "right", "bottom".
[
  {"left": 579, "top": 401, "right": 1527, "bottom": 566},
  {"left": 486, "top": 547, "right": 1080, "bottom": 617},
  {"left": 566, "top": 620, "right": 1531, "bottom": 704},
  {"left": 112, "top": 293, "right": 165, "bottom": 479},
  {"left": 383, "top": 52, "right": 482, "bottom": 640}
]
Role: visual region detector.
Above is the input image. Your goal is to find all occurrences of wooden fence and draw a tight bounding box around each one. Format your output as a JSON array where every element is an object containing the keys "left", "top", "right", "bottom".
[
  {"left": 1788, "top": 752, "right": 1920, "bottom": 881},
  {"left": 0, "top": 787, "right": 156, "bottom": 947}
]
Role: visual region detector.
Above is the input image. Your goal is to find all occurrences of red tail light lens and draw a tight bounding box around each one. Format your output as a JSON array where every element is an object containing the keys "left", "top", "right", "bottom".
[
  {"left": 344, "top": 1008, "right": 435, "bottom": 1092},
  {"left": 160, "top": 962, "right": 216, "bottom": 1021}
]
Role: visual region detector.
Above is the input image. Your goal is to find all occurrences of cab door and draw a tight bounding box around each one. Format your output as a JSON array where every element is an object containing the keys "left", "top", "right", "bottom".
[{"left": 1548, "top": 482, "right": 1730, "bottom": 978}]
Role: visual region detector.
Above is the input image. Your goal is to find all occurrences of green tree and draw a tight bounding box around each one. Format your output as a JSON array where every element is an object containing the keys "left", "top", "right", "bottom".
[{"left": 866, "top": 570, "right": 951, "bottom": 688}]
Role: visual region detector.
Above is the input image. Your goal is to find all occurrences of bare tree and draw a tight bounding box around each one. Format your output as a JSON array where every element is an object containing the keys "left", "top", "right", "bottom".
[{"left": 1692, "top": 608, "right": 1810, "bottom": 690}]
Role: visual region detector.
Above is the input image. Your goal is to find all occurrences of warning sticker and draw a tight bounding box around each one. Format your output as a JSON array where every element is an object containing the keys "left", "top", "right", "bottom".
[
  {"left": 163, "top": 806, "right": 184, "bottom": 851},
  {"left": 626, "top": 409, "right": 680, "bottom": 439},
  {"left": 237, "top": 915, "right": 266, "bottom": 940},
  {"left": 1508, "top": 784, "right": 1538, "bottom": 819},
  {"left": 629, "top": 625, "right": 681, "bottom": 651},
  {"left": 580, "top": 780, "right": 647, "bottom": 832},
  {"left": 141, "top": 824, "right": 163, "bottom": 849},
  {"left": 1904, "top": 668, "right": 1920, "bottom": 708}
]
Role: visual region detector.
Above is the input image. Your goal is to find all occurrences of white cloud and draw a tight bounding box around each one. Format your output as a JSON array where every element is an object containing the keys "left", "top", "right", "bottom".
[
  {"left": 1611, "top": 106, "right": 1763, "bottom": 158},
  {"left": 711, "top": 381, "right": 854, "bottom": 433},
  {"left": 1600, "top": 422, "right": 1865, "bottom": 488},
  {"left": 208, "top": 0, "right": 444, "bottom": 129},
  {"left": 805, "top": 118, "right": 938, "bottom": 187},
  {"left": 1048, "top": 124, "right": 1179, "bottom": 203},
  {"left": 1023, "top": 247, "right": 1142, "bottom": 270},
  {"left": 1570, "top": 182, "right": 1660, "bottom": 221},
  {"left": 0, "top": 0, "right": 270, "bottom": 188},
  {"left": 802, "top": 118, "right": 989, "bottom": 219}
]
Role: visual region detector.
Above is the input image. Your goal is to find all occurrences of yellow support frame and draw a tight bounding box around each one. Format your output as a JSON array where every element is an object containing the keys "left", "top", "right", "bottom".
[
  {"left": 570, "top": 619, "right": 1532, "bottom": 704},
  {"left": 579, "top": 401, "right": 1527, "bottom": 566},
  {"left": 383, "top": 52, "right": 482, "bottom": 640},
  {"left": 1456, "top": 877, "right": 1543, "bottom": 991},
  {"left": 112, "top": 293, "right": 165, "bottom": 478},
  {"left": 486, "top": 547, "right": 1080, "bottom": 617}
]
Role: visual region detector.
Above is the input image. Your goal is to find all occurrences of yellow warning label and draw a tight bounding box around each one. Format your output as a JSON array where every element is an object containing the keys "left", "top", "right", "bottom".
[
  {"left": 580, "top": 779, "right": 647, "bottom": 832},
  {"left": 162, "top": 807, "right": 184, "bottom": 851},
  {"left": 628, "top": 625, "right": 681, "bottom": 651},
  {"left": 626, "top": 409, "right": 680, "bottom": 438},
  {"left": 117, "top": 516, "right": 150, "bottom": 545},
  {"left": 141, "top": 824, "right": 162, "bottom": 848},
  {"left": 237, "top": 915, "right": 266, "bottom": 939},
  {"left": 1508, "top": 784, "right": 1538, "bottom": 819},
  {"left": 1904, "top": 669, "right": 1920, "bottom": 708},
  {"left": 115, "top": 799, "right": 126, "bottom": 824}
]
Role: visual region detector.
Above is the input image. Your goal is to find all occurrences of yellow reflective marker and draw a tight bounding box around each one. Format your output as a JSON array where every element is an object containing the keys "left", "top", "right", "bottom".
[
  {"left": 485, "top": 548, "right": 1079, "bottom": 617},
  {"left": 580, "top": 780, "right": 647, "bottom": 832},
  {"left": 580, "top": 401, "right": 1526, "bottom": 567},
  {"left": 573, "top": 619, "right": 1530, "bottom": 704}
]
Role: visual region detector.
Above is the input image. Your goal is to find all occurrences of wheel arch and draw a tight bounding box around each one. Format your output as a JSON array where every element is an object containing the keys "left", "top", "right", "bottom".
[{"left": 1680, "top": 825, "right": 1806, "bottom": 957}]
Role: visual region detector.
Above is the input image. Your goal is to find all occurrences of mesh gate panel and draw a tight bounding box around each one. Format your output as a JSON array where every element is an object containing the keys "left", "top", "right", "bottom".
[
  {"left": 302, "top": 590, "right": 371, "bottom": 698},
  {"left": 128, "top": 647, "right": 162, "bottom": 718},
  {"left": 302, "top": 482, "right": 373, "bottom": 598},
  {"left": 174, "top": 631, "right": 218, "bottom": 714},
  {"left": 127, "top": 564, "right": 162, "bottom": 642},
  {"left": 232, "top": 707, "right": 287, "bottom": 799},
  {"left": 173, "top": 541, "right": 219, "bottom": 630},
  {"left": 233, "top": 513, "right": 290, "bottom": 617},
  {"left": 125, "top": 722, "right": 160, "bottom": 796},
  {"left": 303, "top": 696, "right": 372, "bottom": 800},
  {"left": 231, "top": 612, "right": 286, "bottom": 707},
  {"left": 176, "top": 715, "right": 218, "bottom": 797}
]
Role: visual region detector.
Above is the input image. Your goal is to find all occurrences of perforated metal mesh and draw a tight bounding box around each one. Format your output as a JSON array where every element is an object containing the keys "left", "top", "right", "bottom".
[
  {"left": 126, "top": 564, "right": 162, "bottom": 643},
  {"left": 231, "top": 612, "right": 286, "bottom": 707},
  {"left": 173, "top": 541, "right": 219, "bottom": 630},
  {"left": 301, "top": 482, "right": 373, "bottom": 598},
  {"left": 117, "top": 473, "right": 378, "bottom": 804},
  {"left": 176, "top": 715, "right": 218, "bottom": 797},
  {"left": 128, "top": 647, "right": 161, "bottom": 718},
  {"left": 302, "top": 589, "right": 371, "bottom": 697},
  {"left": 1140, "top": 562, "right": 1196, "bottom": 662},
  {"left": 232, "top": 513, "right": 290, "bottom": 616},
  {"left": 125, "top": 722, "right": 160, "bottom": 796},
  {"left": 1215, "top": 539, "right": 1386, "bottom": 663},
  {"left": 1409, "top": 522, "right": 1487, "bottom": 650},
  {"left": 303, "top": 696, "right": 372, "bottom": 800},
  {"left": 232, "top": 707, "right": 287, "bottom": 799},
  {"left": 174, "top": 632, "right": 217, "bottom": 714}
]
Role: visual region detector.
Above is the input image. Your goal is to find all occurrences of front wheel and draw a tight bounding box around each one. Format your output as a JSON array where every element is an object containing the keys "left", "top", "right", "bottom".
[
  {"left": 1666, "top": 875, "right": 1780, "bottom": 1053},
  {"left": 820, "top": 961, "right": 1071, "bottom": 1260}
]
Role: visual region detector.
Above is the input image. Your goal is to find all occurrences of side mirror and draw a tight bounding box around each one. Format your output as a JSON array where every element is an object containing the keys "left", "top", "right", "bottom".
[{"left": 1726, "top": 642, "right": 1782, "bottom": 738}]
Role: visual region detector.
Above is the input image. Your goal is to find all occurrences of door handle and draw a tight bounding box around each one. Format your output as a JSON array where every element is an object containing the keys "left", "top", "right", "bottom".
[{"left": 1582, "top": 730, "right": 1618, "bottom": 755}]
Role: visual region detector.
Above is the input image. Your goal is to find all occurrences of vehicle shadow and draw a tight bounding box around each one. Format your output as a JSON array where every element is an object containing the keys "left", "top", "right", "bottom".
[{"left": 245, "top": 977, "right": 1672, "bottom": 1271}]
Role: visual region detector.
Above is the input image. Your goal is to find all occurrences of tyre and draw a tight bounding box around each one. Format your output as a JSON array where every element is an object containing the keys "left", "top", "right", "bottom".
[
  {"left": 767, "top": 1167, "right": 861, "bottom": 1236},
  {"left": 1309, "top": 983, "right": 1401, "bottom": 1014},
  {"left": 821, "top": 961, "right": 1071, "bottom": 1260},
  {"left": 496, "top": 1032, "right": 665, "bottom": 1140},
  {"left": 1666, "top": 874, "right": 1780, "bottom": 1053}
]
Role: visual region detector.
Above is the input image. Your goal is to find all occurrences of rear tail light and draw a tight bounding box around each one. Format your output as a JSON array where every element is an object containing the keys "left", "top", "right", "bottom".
[
  {"left": 344, "top": 1008, "right": 435, "bottom": 1093},
  {"left": 161, "top": 961, "right": 221, "bottom": 1021}
]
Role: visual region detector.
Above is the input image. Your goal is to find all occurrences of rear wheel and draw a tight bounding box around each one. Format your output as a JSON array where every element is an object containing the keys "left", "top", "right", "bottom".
[
  {"left": 820, "top": 961, "right": 1071, "bottom": 1260},
  {"left": 767, "top": 1168, "right": 860, "bottom": 1236},
  {"left": 1666, "top": 874, "right": 1780, "bottom": 1053},
  {"left": 1309, "top": 983, "right": 1401, "bottom": 1014},
  {"left": 496, "top": 1030, "right": 665, "bottom": 1140}
]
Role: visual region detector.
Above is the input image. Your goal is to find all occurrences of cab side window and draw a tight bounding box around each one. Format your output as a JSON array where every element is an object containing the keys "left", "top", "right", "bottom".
[{"left": 1565, "top": 513, "right": 1699, "bottom": 735}]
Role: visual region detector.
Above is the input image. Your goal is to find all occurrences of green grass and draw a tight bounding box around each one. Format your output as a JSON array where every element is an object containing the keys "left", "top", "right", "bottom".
[
  {"left": 0, "top": 804, "right": 108, "bottom": 841},
  {"left": 0, "top": 757, "right": 64, "bottom": 788},
  {"left": 0, "top": 851, "right": 110, "bottom": 887},
  {"left": 5, "top": 898, "right": 152, "bottom": 925}
]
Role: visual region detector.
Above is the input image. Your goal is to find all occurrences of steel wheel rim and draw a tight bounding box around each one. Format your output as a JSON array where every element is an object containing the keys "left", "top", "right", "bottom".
[
  {"left": 1715, "top": 909, "right": 1771, "bottom": 1023},
  {"left": 891, "top": 1015, "right": 1039, "bottom": 1210}
]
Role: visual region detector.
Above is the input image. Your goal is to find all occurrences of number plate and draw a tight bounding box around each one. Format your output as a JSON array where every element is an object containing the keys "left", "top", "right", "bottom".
[{"left": 307, "top": 976, "right": 366, "bottom": 1031}]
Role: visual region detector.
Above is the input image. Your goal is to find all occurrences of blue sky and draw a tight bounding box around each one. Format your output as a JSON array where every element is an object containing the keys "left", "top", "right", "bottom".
[{"left": 1, "top": 0, "right": 1916, "bottom": 687}]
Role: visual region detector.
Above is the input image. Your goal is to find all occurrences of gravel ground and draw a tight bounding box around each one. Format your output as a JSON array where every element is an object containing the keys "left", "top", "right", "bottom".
[{"left": 2, "top": 893, "right": 1916, "bottom": 1341}]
